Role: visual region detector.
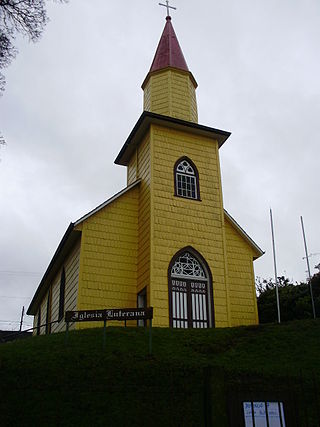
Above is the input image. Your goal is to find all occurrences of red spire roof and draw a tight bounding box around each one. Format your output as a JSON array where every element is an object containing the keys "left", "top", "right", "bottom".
[{"left": 149, "top": 16, "right": 189, "bottom": 72}]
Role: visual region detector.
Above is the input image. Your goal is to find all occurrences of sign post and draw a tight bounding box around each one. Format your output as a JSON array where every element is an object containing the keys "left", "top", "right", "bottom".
[
  {"left": 65, "top": 307, "right": 154, "bottom": 352},
  {"left": 149, "top": 319, "right": 153, "bottom": 355},
  {"left": 103, "top": 319, "right": 107, "bottom": 350},
  {"left": 65, "top": 321, "right": 69, "bottom": 346}
]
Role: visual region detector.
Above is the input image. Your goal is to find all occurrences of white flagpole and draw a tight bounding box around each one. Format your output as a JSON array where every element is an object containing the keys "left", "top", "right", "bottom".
[
  {"left": 270, "top": 208, "right": 281, "bottom": 323},
  {"left": 300, "top": 216, "right": 316, "bottom": 319}
]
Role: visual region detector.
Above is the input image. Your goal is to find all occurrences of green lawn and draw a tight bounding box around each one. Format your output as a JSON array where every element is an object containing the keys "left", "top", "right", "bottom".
[{"left": 1, "top": 319, "right": 319, "bottom": 426}]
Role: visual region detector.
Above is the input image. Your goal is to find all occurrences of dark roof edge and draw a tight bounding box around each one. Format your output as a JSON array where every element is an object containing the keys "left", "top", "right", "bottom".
[
  {"left": 27, "top": 180, "right": 142, "bottom": 316},
  {"left": 74, "top": 179, "right": 141, "bottom": 226},
  {"left": 114, "top": 111, "right": 231, "bottom": 165},
  {"left": 114, "top": 112, "right": 148, "bottom": 165},
  {"left": 27, "top": 223, "right": 75, "bottom": 315}
]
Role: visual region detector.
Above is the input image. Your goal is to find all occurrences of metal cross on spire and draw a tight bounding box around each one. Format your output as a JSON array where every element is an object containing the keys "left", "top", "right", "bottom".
[{"left": 159, "top": 0, "right": 176, "bottom": 17}]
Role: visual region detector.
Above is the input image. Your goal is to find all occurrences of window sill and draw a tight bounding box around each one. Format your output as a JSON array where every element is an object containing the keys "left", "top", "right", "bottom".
[{"left": 174, "top": 194, "right": 202, "bottom": 202}]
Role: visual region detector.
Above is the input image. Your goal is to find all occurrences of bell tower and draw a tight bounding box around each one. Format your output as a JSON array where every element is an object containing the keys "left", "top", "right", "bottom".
[
  {"left": 115, "top": 13, "right": 263, "bottom": 329},
  {"left": 142, "top": 16, "right": 198, "bottom": 123}
]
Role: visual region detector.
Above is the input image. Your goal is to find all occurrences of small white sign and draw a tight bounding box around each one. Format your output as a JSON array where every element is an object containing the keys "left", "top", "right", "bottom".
[{"left": 243, "top": 402, "right": 286, "bottom": 427}]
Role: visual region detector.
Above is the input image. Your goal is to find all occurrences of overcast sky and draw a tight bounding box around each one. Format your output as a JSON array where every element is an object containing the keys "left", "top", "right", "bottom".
[{"left": 1, "top": 0, "right": 319, "bottom": 331}]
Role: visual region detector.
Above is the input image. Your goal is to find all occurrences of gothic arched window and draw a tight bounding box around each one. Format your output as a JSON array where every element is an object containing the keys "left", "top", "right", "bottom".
[
  {"left": 174, "top": 157, "right": 200, "bottom": 200},
  {"left": 168, "top": 248, "right": 214, "bottom": 329},
  {"left": 171, "top": 252, "right": 206, "bottom": 279}
]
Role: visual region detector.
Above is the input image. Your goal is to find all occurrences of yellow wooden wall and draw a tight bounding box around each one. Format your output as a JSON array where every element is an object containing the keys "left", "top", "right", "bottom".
[
  {"left": 35, "top": 296, "right": 47, "bottom": 336},
  {"left": 127, "top": 135, "right": 151, "bottom": 303},
  {"left": 127, "top": 150, "right": 137, "bottom": 183},
  {"left": 74, "top": 185, "right": 139, "bottom": 329},
  {"left": 224, "top": 217, "right": 259, "bottom": 326},
  {"left": 51, "top": 241, "right": 80, "bottom": 333},
  {"left": 149, "top": 124, "right": 230, "bottom": 327},
  {"left": 143, "top": 69, "right": 198, "bottom": 123},
  {"left": 33, "top": 312, "right": 38, "bottom": 336},
  {"left": 32, "top": 240, "right": 80, "bottom": 335},
  {"left": 136, "top": 136, "right": 151, "bottom": 301}
]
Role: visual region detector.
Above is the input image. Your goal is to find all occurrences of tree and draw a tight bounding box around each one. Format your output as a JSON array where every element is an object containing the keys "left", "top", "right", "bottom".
[
  {"left": 0, "top": 1, "right": 66, "bottom": 147},
  {"left": 256, "top": 275, "right": 320, "bottom": 323},
  {"left": 0, "top": 0, "right": 66, "bottom": 94}
]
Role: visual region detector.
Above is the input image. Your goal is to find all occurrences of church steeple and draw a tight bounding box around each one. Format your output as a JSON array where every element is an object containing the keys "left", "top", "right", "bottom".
[
  {"left": 142, "top": 17, "right": 198, "bottom": 123},
  {"left": 149, "top": 16, "right": 189, "bottom": 73}
]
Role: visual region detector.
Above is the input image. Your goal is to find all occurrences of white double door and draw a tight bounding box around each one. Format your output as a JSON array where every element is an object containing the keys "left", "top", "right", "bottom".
[{"left": 170, "top": 278, "right": 209, "bottom": 328}]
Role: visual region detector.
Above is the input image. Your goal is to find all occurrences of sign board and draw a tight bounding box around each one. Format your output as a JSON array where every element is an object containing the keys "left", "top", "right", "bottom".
[
  {"left": 243, "top": 401, "right": 286, "bottom": 427},
  {"left": 65, "top": 307, "right": 153, "bottom": 323}
]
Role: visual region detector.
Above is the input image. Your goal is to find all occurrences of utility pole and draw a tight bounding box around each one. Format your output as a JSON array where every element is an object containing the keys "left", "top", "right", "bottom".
[
  {"left": 300, "top": 216, "right": 316, "bottom": 319},
  {"left": 19, "top": 306, "right": 25, "bottom": 332},
  {"left": 270, "top": 209, "right": 281, "bottom": 323}
]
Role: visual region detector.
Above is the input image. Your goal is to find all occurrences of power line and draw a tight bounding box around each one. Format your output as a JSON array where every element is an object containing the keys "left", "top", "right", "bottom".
[
  {"left": 0, "top": 320, "right": 21, "bottom": 324},
  {"left": 0, "top": 320, "right": 33, "bottom": 326},
  {"left": 0, "top": 270, "right": 41, "bottom": 276},
  {"left": 0, "top": 295, "right": 32, "bottom": 299}
]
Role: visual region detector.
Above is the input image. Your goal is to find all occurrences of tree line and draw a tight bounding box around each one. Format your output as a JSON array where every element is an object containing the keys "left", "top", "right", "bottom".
[{"left": 256, "top": 274, "right": 320, "bottom": 323}]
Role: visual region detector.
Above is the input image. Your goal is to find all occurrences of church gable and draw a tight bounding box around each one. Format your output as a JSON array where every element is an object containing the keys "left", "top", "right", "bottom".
[
  {"left": 224, "top": 211, "right": 263, "bottom": 260},
  {"left": 28, "top": 181, "right": 141, "bottom": 332},
  {"left": 224, "top": 213, "right": 261, "bottom": 326},
  {"left": 74, "top": 183, "right": 140, "bottom": 325}
]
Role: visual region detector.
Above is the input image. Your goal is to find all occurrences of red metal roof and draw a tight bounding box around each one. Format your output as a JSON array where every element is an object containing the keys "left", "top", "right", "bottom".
[{"left": 149, "top": 16, "right": 189, "bottom": 72}]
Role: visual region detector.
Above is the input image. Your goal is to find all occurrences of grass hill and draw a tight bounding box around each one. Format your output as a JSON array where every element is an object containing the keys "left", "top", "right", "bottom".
[{"left": 1, "top": 319, "right": 320, "bottom": 426}]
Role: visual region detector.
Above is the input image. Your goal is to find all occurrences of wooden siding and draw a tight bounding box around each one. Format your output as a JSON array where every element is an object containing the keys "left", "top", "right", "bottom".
[
  {"left": 32, "top": 313, "right": 38, "bottom": 335},
  {"left": 136, "top": 135, "right": 151, "bottom": 302},
  {"left": 40, "top": 296, "right": 48, "bottom": 335},
  {"left": 127, "top": 150, "right": 137, "bottom": 185},
  {"left": 143, "top": 80, "right": 151, "bottom": 113},
  {"left": 171, "top": 71, "right": 198, "bottom": 123},
  {"left": 75, "top": 185, "right": 139, "bottom": 329},
  {"left": 143, "top": 69, "right": 198, "bottom": 123},
  {"left": 32, "top": 240, "right": 80, "bottom": 335},
  {"left": 32, "top": 291, "right": 50, "bottom": 336},
  {"left": 150, "top": 124, "right": 229, "bottom": 327},
  {"left": 224, "top": 217, "right": 259, "bottom": 326},
  {"left": 50, "top": 241, "right": 80, "bottom": 333}
]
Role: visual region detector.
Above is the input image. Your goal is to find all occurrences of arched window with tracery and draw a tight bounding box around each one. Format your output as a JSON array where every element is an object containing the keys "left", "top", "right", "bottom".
[
  {"left": 174, "top": 157, "right": 200, "bottom": 200},
  {"left": 168, "top": 248, "right": 214, "bottom": 329}
]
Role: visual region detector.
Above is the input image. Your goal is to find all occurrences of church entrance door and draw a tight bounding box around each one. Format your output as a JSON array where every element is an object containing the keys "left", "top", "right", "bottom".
[{"left": 168, "top": 250, "right": 213, "bottom": 328}]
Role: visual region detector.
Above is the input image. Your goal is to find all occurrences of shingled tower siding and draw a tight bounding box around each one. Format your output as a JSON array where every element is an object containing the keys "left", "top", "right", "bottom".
[
  {"left": 149, "top": 125, "right": 230, "bottom": 327},
  {"left": 143, "top": 69, "right": 198, "bottom": 123},
  {"left": 127, "top": 135, "right": 152, "bottom": 304}
]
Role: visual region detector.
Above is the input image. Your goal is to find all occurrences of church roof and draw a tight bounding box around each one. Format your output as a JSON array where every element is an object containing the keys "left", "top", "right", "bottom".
[
  {"left": 224, "top": 210, "right": 264, "bottom": 259},
  {"left": 115, "top": 111, "right": 231, "bottom": 166},
  {"left": 149, "top": 16, "right": 189, "bottom": 73},
  {"left": 26, "top": 180, "right": 141, "bottom": 315},
  {"left": 74, "top": 179, "right": 141, "bottom": 226}
]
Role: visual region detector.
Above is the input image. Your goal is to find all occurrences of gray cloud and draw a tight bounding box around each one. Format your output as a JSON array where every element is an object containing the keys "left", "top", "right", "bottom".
[{"left": 1, "top": 0, "right": 319, "bottom": 329}]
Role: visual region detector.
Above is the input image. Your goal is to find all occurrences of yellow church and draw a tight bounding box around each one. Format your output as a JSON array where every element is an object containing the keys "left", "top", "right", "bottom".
[{"left": 27, "top": 14, "right": 263, "bottom": 334}]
